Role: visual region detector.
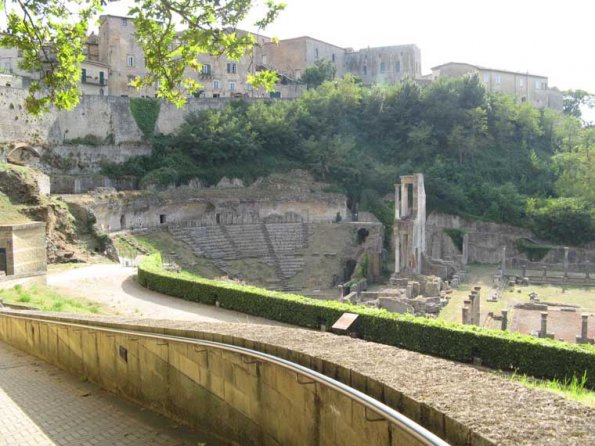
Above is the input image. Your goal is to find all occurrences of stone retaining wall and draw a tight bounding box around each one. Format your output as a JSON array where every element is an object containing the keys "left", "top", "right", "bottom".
[
  {"left": 0, "top": 312, "right": 430, "bottom": 446},
  {"left": 1, "top": 312, "right": 594, "bottom": 445}
]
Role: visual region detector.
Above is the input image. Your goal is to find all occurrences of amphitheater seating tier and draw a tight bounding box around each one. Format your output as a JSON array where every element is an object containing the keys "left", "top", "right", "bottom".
[{"left": 168, "top": 222, "right": 309, "bottom": 288}]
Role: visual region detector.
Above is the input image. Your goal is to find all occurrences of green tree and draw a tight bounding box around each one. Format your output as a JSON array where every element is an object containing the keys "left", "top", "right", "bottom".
[
  {"left": 562, "top": 89, "right": 594, "bottom": 119},
  {"left": 300, "top": 59, "right": 336, "bottom": 89},
  {"left": 0, "top": 0, "right": 284, "bottom": 114}
]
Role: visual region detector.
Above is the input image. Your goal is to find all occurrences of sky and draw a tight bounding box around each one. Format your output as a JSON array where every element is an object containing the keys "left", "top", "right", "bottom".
[{"left": 104, "top": 0, "right": 595, "bottom": 94}]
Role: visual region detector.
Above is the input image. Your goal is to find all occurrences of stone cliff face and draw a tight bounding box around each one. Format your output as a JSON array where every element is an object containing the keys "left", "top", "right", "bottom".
[
  {"left": 0, "top": 164, "right": 89, "bottom": 263},
  {"left": 0, "top": 86, "right": 261, "bottom": 174}
]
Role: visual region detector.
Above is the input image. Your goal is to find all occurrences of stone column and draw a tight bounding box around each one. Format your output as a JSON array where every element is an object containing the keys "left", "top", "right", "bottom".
[
  {"left": 521, "top": 262, "right": 527, "bottom": 278},
  {"left": 586, "top": 260, "right": 591, "bottom": 280},
  {"left": 394, "top": 234, "right": 400, "bottom": 273},
  {"left": 501, "top": 310, "right": 508, "bottom": 331},
  {"left": 501, "top": 246, "right": 506, "bottom": 277},
  {"left": 581, "top": 313, "right": 588, "bottom": 339},
  {"left": 412, "top": 180, "right": 418, "bottom": 217},
  {"left": 564, "top": 247, "right": 569, "bottom": 278},
  {"left": 401, "top": 183, "right": 409, "bottom": 218},
  {"left": 576, "top": 313, "right": 594, "bottom": 344},
  {"left": 540, "top": 312, "right": 548, "bottom": 337},
  {"left": 462, "top": 306, "right": 469, "bottom": 325},
  {"left": 394, "top": 183, "right": 400, "bottom": 220},
  {"left": 462, "top": 233, "right": 469, "bottom": 265},
  {"left": 469, "top": 294, "right": 477, "bottom": 325},
  {"left": 474, "top": 289, "right": 481, "bottom": 326}
]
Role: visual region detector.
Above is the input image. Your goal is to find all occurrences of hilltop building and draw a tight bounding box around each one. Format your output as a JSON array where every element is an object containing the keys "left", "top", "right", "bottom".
[
  {"left": 344, "top": 45, "right": 422, "bottom": 85},
  {"left": 431, "top": 62, "right": 563, "bottom": 111},
  {"left": 0, "top": 17, "right": 564, "bottom": 108}
]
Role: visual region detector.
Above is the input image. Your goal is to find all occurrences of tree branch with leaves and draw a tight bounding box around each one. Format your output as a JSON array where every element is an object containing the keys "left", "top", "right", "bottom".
[{"left": 0, "top": 0, "right": 284, "bottom": 114}]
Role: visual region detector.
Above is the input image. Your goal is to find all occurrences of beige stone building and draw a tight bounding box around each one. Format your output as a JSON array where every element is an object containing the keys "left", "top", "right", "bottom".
[
  {"left": 431, "top": 62, "right": 563, "bottom": 111},
  {"left": 97, "top": 16, "right": 302, "bottom": 99},
  {"left": 344, "top": 45, "right": 422, "bottom": 85},
  {"left": 0, "top": 46, "right": 37, "bottom": 87},
  {"left": 0, "top": 222, "right": 47, "bottom": 284},
  {"left": 261, "top": 36, "right": 347, "bottom": 80}
]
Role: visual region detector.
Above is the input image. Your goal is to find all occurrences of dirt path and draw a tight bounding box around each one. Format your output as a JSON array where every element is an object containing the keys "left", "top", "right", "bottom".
[{"left": 47, "top": 264, "right": 284, "bottom": 326}]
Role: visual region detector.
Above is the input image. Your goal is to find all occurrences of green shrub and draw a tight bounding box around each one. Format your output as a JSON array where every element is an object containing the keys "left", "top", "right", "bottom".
[
  {"left": 63, "top": 134, "right": 105, "bottom": 146},
  {"left": 138, "top": 254, "right": 595, "bottom": 388},
  {"left": 129, "top": 97, "right": 161, "bottom": 139},
  {"left": 527, "top": 197, "right": 595, "bottom": 246},
  {"left": 514, "top": 238, "right": 552, "bottom": 262},
  {"left": 443, "top": 228, "right": 465, "bottom": 252},
  {"left": 139, "top": 167, "right": 179, "bottom": 189}
]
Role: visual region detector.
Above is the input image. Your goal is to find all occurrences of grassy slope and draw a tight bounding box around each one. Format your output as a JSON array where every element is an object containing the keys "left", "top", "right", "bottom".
[
  {"left": 0, "top": 192, "right": 30, "bottom": 224},
  {"left": 0, "top": 284, "right": 104, "bottom": 314},
  {"left": 438, "top": 264, "right": 595, "bottom": 325}
]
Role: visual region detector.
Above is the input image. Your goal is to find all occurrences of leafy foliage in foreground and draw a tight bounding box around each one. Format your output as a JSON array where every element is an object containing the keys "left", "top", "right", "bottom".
[
  {"left": 138, "top": 254, "right": 595, "bottom": 388},
  {"left": 104, "top": 76, "right": 595, "bottom": 245},
  {"left": 0, "top": 0, "right": 284, "bottom": 113}
]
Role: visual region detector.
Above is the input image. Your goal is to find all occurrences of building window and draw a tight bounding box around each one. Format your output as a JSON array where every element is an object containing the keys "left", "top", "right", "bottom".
[
  {"left": 246, "top": 83, "right": 253, "bottom": 91},
  {"left": 229, "top": 81, "right": 236, "bottom": 91},
  {"left": 213, "top": 93, "right": 220, "bottom": 98},
  {"left": 213, "top": 79, "right": 220, "bottom": 89},
  {"left": 121, "top": 18, "right": 128, "bottom": 27},
  {"left": 99, "top": 71, "right": 105, "bottom": 86},
  {"left": 262, "top": 55, "right": 267, "bottom": 65},
  {"left": 99, "top": 88, "right": 105, "bottom": 96},
  {"left": 494, "top": 74, "right": 501, "bottom": 85},
  {"left": 332, "top": 53, "right": 335, "bottom": 63},
  {"left": 483, "top": 72, "right": 490, "bottom": 83},
  {"left": 202, "top": 64, "right": 211, "bottom": 75},
  {"left": 127, "top": 55, "right": 135, "bottom": 67},
  {"left": 315, "top": 48, "right": 319, "bottom": 59},
  {"left": 226, "top": 62, "right": 236, "bottom": 74},
  {"left": 159, "top": 214, "right": 166, "bottom": 224},
  {"left": 81, "top": 68, "right": 87, "bottom": 83},
  {"left": 380, "top": 62, "right": 386, "bottom": 73},
  {"left": 363, "top": 65, "right": 367, "bottom": 75},
  {"left": 519, "top": 78, "right": 525, "bottom": 88},
  {"left": 395, "top": 61, "right": 401, "bottom": 73}
]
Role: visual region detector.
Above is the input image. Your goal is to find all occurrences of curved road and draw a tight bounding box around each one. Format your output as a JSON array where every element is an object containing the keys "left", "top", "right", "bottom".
[{"left": 48, "top": 264, "right": 285, "bottom": 326}]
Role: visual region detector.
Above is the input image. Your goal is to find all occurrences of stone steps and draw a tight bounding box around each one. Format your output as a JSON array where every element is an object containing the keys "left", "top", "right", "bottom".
[{"left": 168, "top": 222, "right": 311, "bottom": 287}]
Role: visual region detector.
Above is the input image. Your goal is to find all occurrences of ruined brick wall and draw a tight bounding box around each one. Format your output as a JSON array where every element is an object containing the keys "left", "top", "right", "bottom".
[
  {"left": 0, "top": 223, "right": 46, "bottom": 277},
  {"left": 426, "top": 212, "right": 532, "bottom": 264},
  {"left": 0, "top": 87, "right": 284, "bottom": 173}
]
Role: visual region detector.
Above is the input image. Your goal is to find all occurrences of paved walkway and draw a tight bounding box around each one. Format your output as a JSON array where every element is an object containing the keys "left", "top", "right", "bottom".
[
  {"left": 0, "top": 341, "right": 216, "bottom": 446},
  {"left": 48, "top": 264, "right": 284, "bottom": 325}
]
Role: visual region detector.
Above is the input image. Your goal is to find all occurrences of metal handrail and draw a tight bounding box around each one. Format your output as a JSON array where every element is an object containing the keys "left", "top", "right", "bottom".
[{"left": 0, "top": 313, "right": 449, "bottom": 446}]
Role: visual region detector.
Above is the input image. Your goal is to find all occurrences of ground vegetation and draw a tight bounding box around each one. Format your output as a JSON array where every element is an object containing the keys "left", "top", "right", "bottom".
[{"left": 103, "top": 75, "right": 595, "bottom": 245}]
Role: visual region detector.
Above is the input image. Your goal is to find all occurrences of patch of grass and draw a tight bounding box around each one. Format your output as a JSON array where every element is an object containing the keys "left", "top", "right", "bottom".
[
  {"left": 507, "top": 370, "right": 595, "bottom": 407},
  {"left": 0, "top": 191, "right": 30, "bottom": 224},
  {"left": 0, "top": 285, "right": 103, "bottom": 315},
  {"left": 438, "top": 264, "right": 595, "bottom": 324}
]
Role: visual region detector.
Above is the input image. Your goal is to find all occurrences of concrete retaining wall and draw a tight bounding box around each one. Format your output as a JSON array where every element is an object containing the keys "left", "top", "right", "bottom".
[{"left": 0, "top": 313, "right": 431, "bottom": 446}]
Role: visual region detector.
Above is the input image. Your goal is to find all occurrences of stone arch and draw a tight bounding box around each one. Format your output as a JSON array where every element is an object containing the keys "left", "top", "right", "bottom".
[{"left": 7, "top": 143, "right": 41, "bottom": 166}]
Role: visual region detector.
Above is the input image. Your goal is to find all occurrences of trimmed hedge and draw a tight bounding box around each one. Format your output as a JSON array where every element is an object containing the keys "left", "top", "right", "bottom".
[{"left": 138, "top": 254, "right": 595, "bottom": 388}]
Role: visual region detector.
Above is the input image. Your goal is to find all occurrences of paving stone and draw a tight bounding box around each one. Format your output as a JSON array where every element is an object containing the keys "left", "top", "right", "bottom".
[{"left": 0, "top": 342, "right": 204, "bottom": 446}]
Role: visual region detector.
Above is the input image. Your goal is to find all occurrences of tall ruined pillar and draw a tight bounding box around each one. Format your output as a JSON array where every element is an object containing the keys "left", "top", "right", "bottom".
[
  {"left": 401, "top": 183, "right": 409, "bottom": 218},
  {"left": 394, "top": 183, "right": 401, "bottom": 220},
  {"left": 462, "top": 233, "right": 469, "bottom": 265},
  {"left": 394, "top": 234, "right": 401, "bottom": 273},
  {"left": 564, "top": 247, "right": 569, "bottom": 278},
  {"left": 501, "top": 310, "right": 508, "bottom": 331},
  {"left": 501, "top": 246, "right": 506, "bottom": 277}
]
